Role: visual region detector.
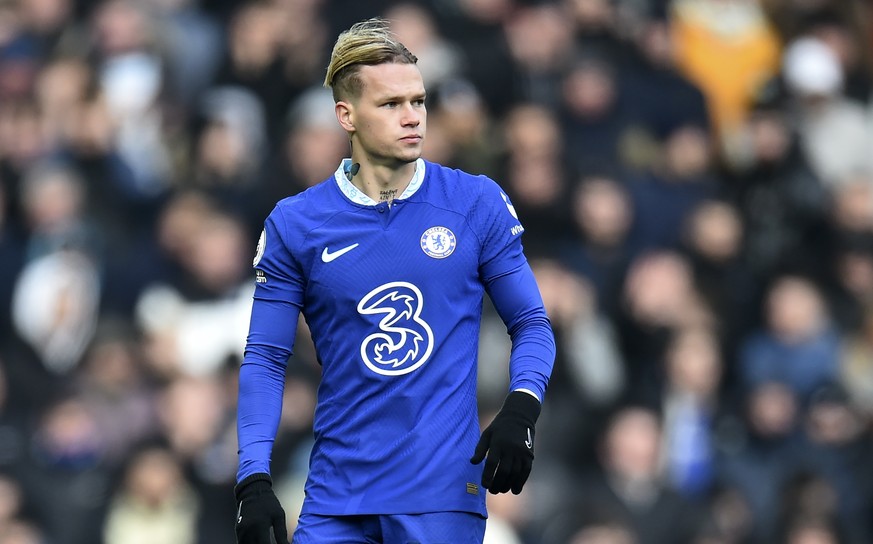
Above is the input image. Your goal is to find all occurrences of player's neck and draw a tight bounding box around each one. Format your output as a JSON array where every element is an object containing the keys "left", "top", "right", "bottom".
[{"left": 348, "top": 160, "right": 416, "bottom": 204}]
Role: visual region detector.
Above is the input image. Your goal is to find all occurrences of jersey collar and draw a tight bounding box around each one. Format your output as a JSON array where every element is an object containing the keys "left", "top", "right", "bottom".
[{"left": 333, "top": 158, "right": 426, "bottom": 206}]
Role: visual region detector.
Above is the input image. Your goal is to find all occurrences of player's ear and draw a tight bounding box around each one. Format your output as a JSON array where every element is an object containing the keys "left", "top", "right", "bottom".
[{"left": 336, "top": 101, "right": 355, "bottom": 134}]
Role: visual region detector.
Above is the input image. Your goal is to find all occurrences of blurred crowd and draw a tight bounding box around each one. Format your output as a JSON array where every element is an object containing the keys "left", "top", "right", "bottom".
[{"left": 0, "top": 0, "right": 873, "bottom": 543}]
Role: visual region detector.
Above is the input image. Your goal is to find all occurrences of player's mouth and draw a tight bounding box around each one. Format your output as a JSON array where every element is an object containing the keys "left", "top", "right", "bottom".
[{"left": 400, "top": 134, "right": 422, "bottom": 144}]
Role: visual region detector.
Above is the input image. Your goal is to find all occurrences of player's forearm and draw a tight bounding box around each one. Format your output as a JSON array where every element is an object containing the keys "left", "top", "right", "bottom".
[
  {"left": 236, "top": 357, "right": 286, "bottom": 482},
  {"left": 236, "top": 298, "right": 300, "bottom": 482},
  {"left": 486, "top": 264, "right": 556, "bottom": 401},
  {"left": 507, "top": 315, "right": 555, "bottom": 401}
]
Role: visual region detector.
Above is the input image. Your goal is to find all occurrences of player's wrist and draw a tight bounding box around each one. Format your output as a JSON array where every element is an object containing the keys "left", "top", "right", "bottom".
[
  {"left": 501, "top": 390, "right": 541, "bottom": 425},
  {"left": 234, "top": 472, "right": 273, "bottom": 501}
]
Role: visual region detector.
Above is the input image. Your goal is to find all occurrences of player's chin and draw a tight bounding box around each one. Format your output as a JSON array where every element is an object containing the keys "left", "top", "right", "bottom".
[{"left": 394, "top": 147, "right": 423, "bottom": 163}]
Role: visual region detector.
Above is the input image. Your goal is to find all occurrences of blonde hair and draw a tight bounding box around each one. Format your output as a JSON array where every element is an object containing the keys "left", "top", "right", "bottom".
[{"left": 323, "top": 18, "right": 418, "bottom": 101}]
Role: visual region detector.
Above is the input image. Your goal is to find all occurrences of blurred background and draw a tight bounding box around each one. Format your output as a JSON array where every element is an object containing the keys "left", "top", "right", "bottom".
[{"left": 0, "top": 0, "right": 872, "bottom": 543}]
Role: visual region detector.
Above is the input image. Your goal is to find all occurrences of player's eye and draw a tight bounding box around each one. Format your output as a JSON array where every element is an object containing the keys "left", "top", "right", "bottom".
[{"left": 412, "top": 99, "right": 425, "bottom": 107}]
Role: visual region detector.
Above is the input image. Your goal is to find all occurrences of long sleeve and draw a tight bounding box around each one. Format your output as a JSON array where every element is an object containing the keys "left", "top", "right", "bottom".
[
  {"left": 236, "top": 297, "right": 300, "bottom": 482},
  {"left": 485, "top": 262, "right": 556, "bottom": 401}
]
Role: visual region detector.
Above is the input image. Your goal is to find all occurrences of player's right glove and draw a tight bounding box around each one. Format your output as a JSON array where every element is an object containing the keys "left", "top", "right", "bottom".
[
  {"left": 470, "top": 391, "right": 541, "bottom": 495},
  {"left": 234, "top": 473, "right": 288, "bottom": 544}
]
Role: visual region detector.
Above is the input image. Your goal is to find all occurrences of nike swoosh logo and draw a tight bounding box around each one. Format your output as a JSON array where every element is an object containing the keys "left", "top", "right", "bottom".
[
  {"left": 525, "top": 428, "right": 533, "bottom": 449},
  {"left": 237, "top": 501, "right": 243, "bottom": 524},
  {"left": 322, "top": 243, "right": 359, "bottom": 262}
]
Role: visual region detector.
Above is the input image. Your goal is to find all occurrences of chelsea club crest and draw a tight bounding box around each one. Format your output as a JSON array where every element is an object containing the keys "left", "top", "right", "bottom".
[{"left": 420, "top": 226, "right": 456, "bottom": 259}]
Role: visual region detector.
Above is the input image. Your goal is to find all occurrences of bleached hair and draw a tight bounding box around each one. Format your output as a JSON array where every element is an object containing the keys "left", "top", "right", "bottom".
[{"left": 323, "top": 17, "right": 418, "bottom": 101}]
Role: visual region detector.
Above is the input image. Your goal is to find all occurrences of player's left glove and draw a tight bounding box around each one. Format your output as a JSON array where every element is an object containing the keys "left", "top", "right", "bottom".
[{"left": 470, "top": 391, "right": 541, "bottom": 495}]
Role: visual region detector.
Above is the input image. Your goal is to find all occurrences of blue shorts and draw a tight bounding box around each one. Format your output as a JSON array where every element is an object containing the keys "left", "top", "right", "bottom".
[{"left": 291, "top": 511, "right": 486, "bottom": 544}]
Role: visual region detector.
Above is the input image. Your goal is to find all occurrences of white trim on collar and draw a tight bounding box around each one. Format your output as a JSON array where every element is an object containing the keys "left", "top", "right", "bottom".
[{"left": 333, "top": 158, "right": 426, "bottom": 205}]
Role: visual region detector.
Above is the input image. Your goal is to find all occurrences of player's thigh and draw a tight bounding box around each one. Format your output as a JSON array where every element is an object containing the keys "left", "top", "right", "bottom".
[
  {"left": 291, "top": 513, "right": 379, "bottom": 543},
  {"left": 381, "top": 511, "right": 486, "bottom": 544}
]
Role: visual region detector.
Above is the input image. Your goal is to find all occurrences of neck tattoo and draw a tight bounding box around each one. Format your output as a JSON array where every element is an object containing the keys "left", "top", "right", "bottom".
[{"left": 379, "top": 189, "right": 398, "bottom": 202}]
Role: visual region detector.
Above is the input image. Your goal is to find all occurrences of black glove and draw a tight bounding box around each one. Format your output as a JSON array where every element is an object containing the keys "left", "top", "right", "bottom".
[
  {"left": 470, "top": 391, "right": 541, "bottom": 495},
  {"left": 235, "top": 473, "right": 288, "bottom": 544}
]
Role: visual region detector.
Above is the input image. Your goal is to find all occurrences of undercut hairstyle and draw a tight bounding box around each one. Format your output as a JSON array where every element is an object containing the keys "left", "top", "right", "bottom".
[{"left": 323, "top": 18, "right": 418, "bottom": 102}]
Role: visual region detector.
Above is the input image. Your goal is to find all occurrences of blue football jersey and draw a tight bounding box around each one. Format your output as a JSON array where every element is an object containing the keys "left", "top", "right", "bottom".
[{"left": 242, "top": 159, "right": 549, "bottom": 516}]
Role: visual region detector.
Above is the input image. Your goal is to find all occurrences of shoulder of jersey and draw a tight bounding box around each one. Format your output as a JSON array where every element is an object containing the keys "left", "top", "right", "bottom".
[
  {"left": 423, "top": 161, "right": 488, "bottom": 210},
  {"left": 274, "top": 178, "right": 342, "bottom": 219}
]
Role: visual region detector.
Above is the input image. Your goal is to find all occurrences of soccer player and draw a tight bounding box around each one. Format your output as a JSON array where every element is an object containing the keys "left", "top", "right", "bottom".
[{"left": 234, "top": 18, "right": 556, "bottom": 544}]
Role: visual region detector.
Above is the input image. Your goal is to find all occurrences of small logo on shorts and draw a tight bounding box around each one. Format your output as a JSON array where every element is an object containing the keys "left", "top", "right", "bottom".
[
  {"left": 466, "top": 482, "right": 479, "bottom": 495},
  {"left": 420, "top": 226, "right": 456, "bottom": 259}
]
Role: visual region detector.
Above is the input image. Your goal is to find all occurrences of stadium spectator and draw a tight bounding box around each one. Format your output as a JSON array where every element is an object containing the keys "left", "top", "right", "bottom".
[{"left": 103, "top": 446, "right": 200, "bottom": 544}]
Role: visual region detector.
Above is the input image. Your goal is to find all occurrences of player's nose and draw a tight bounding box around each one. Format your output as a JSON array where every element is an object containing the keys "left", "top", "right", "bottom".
[{"left": 401, "top": 103, "right": 421, "bottom": 126}]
